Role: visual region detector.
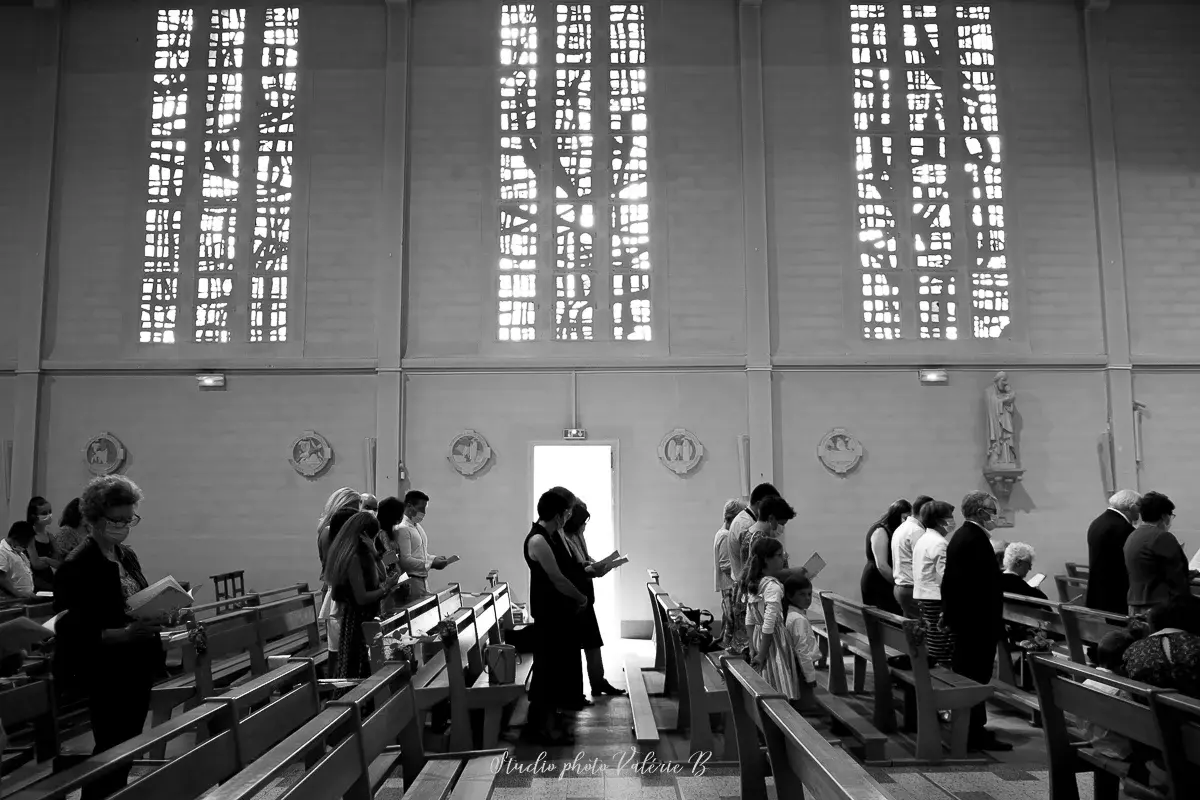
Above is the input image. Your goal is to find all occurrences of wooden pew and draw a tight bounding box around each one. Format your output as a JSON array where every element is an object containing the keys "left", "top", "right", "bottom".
[
  {"left": 0, "top": 680, "right": 57, "bottom": 778},
  {"left": 187, "top": 582, "right": 311, "bottom": 622},
  {"left": 1064, "top": 562, "right": 1088, "bottom": 580},
  {"left": 202, "top": 662, "right": 503, "bottom": 800},
  {"left": 818, "top": 592, "right": 874, "bottom": 698},
  {"left": 1149, "top": 691, "right": 1200, "bottom": 800},
  {"left": 759, "top": 697, "right": 898, "bottom": 800},
  {"left": 1029, "top": 653, "right": 1169, "bottom": 800},
  {"left": 1059, "top": 604, "right": 1129, "bottom": 664},
  {"left": 646, "top": 570, "right": 677, "bottom": 697},
  {"left": 862, "top": 606, "right": 993, "bottom": 763},
  {"left": 4, "top": 660, "right": 320, "bottom": 800},
  {"left": 720, "top": 656, "right": 787, "bottom": 800},
  {"left": 1054, "top": 574, "right": 1088, "bottom": 605},
  {"left": 656, "top": 593, "right": 735, "bottom": 759}
]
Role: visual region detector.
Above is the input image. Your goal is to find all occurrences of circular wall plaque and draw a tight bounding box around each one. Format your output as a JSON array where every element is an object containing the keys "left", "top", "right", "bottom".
[
  {"left": 289, "top": 431, "right": 333, "bottom": 477},
  {"left": 817, "top": 428, "right": 863, "bottom": 476},
  {"left": 84, "top": 432, "right": 126, "bottom": 476},
  {"left": 447, "top": 430, "right": 492, "bottom": 477},
  {"left": 658, "top": 428, "right": 704, "bottom": 476}
]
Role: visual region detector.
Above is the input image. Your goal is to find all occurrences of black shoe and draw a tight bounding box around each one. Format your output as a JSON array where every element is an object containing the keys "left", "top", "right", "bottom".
[{"left": 592, "top": 680, "right": 627, "bottom": 696}]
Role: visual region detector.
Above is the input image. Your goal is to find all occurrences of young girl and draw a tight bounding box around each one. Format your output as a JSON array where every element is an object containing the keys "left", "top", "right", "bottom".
[
  {"left": 744, "top": 538, "right": 799, "bottom": 698},
  {"left": 783, "top": 570, "right": 822, "bottom": 708}
]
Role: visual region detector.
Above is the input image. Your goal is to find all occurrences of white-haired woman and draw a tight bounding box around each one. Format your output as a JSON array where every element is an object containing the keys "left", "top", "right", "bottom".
[
  {"left": 715, "top": 498, "right": 746, "bottom": 649},
  {"left": 1000, "top": 542, "right": 1046, "bottom": 600}
]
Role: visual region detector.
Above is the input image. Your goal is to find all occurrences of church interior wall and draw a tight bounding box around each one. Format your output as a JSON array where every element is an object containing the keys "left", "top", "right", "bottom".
[{"left": 0, "top": 0, "right": 1197, "bottom": 631}]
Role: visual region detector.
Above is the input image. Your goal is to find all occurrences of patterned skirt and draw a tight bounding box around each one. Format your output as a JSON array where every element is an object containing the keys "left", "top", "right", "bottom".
[
  {"left": 918, "top": 599, "right": 953, "bottom": 666},
  {"left": 334, "top": 601, "right": 373, "bottom": 681}
]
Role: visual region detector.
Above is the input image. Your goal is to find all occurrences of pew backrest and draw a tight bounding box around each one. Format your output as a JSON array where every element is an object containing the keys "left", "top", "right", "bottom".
[
  {"left": 1059, "top": 604, "right": 1129, "bottom": 664},
  {"left": 1149, "top": 690, "right": 1200, "bottom": 800},
  {"left": 1029, "top": 653, "right": 1168, "bottom": 760},
  {"left": 183, "top": 608, "right": 266, "bottom": 696},
  {"left": 1003, "top": 593, "right": 1066, "bottom": 637},
  {"left": 759, "top": 697, "right": 896, "bottom": 799},
  {"left": 1064, "top": 562, "right": 1088, "bottom": 580},
  {"left": 254, "top": 593, "right": 320, "bottom": 653},
  {"left": 0, "top": 678, "right": 58, "bottom": 763},
  {"left": 1054, "top": 575, "right": 1088, "bottom": 605}
]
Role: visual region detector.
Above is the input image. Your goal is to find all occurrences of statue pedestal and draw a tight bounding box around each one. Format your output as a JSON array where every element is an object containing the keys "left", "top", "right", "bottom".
[{"left": 983, "top": 465, "right": 1024, "bottom": 528}]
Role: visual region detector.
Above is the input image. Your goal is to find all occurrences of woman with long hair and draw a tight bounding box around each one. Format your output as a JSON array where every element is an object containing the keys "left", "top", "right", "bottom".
[
  {"left": 324, "top": 511, "right": 400, "bottom": 679},
  {"left": 860, "top": 498, "right": 911, "bottom": 615},
  {"left": 561, "top": 502, "right": 626, "bottom": 701},
  {"left": 317, "top": 487, "right": 362, "bottom": 579},
  {"left": 744, "top": 537, "right": 797, "bottom": 696}
]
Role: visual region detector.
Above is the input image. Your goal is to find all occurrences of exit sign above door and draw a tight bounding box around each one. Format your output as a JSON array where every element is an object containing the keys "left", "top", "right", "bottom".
[{"left": 563, "top": 429, "right": 588, "bottom": 440}]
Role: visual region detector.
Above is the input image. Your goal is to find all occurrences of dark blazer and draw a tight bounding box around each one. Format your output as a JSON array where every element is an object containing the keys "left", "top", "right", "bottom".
[
  {"left": 52, "top": 538, "right": 164, "bottom": 694},
  {"left": 1086, "top": 508, "right": 1135, "bottom": 614},
  {"left": 942, "top": 521, "right": 1003, "bottom": 640},
  {"left": 1124, "top": 523, "right": 1190, "bottom": 609}
]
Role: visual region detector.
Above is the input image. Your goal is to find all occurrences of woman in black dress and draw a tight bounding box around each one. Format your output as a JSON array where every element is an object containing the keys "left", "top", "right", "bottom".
[
  {"left": 523, "top": 488, "right": 588, "bottom": 745},
  {"left": 561, "top": 502, "right": 626, "bottom": 701},
  {"left": 324, "top": 511, "right": 400, "bottom": 680},
  {"left": 860, "top": 498, "right": 911, "bottom": 615},
  {"left": 26, "top": 496, "right": 60, "bottom": 593}
]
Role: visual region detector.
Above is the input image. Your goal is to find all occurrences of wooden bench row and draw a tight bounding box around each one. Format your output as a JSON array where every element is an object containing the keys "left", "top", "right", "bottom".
[
  {"left": 643, "top": 571, "right": 734, "bottom": 760},
  {"left": 1031, "top": 653, "right": 1200, "bottom": 800}
]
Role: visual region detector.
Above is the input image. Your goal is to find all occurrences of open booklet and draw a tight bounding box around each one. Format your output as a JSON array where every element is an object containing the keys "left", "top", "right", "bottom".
[
  {"left": 595, "top": 550, "right": 630, "bottom": 570},
  {"left": 1190, "top": 546, "right": 1200, "bottom": 573},
  {"left": 796, "top": 552, "right": 826, "bottom": 580},
  {"left": 127, "top": 576, "right": 194, "bottom": 620}
]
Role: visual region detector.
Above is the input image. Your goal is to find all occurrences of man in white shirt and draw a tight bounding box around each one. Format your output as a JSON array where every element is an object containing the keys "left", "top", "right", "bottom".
[
  {"left": 0, "top": 524, "right": 36, "bottom": 600},
  {"left": 891, "top": 495, "right": 932, "bottom": 619},
  {"left": 394, "top": 490, "right": 457, "bottom": 601}
]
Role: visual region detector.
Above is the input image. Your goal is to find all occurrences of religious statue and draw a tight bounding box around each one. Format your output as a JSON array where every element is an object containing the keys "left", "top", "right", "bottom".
[{"left": 985, "top": 371, "right": 1018, "bottom": 467}]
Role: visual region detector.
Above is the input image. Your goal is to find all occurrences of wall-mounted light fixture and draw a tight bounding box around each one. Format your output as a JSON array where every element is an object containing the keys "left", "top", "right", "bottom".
[
  {"left": 196, "top": 373, "right": 226, "bottom": 389},
  {"left": 917, "top": 368, "right": 948, "bottom": 385}
]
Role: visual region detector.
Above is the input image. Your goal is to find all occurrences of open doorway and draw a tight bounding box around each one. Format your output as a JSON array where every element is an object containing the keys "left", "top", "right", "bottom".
[{"left": 530, "top": 443, "right": 619, "bottom": 654}]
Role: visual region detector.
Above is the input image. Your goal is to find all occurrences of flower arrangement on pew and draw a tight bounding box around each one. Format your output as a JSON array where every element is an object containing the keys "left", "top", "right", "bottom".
[
  {"left": 1016, "top": 622, "right": 1053, "bottom": 654},
  {"left": 902, "top": 617, "right": 928, "bottom": 650},
  {"left": 428, "top": 618, "right": 458, "bottom": 645},
  {"left": 666, "top": 609, "right": 717, "bottom": 651}
]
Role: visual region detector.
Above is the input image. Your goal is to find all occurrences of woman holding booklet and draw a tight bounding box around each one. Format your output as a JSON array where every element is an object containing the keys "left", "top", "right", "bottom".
[
  {"left": 561, "top": 502, "right": 627, "bottom": 701},
  {"left": 53, "top": 475, "right": 168, "bottom": 800}
]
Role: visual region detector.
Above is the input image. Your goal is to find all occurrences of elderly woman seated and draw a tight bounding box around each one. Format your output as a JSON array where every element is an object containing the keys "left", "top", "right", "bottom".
[{"left": 1000, "top": 542, "right": 1047, "bottom": 600}]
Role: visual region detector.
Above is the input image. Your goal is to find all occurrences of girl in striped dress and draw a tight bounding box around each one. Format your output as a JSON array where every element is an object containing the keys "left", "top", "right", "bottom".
[{"left": 745, "top": 538, "right": 800, "bottom": 698}]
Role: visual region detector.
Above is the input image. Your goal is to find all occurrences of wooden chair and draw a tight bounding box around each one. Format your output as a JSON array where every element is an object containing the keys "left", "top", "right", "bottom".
[
  {"left": 1149, "top": 691, "right": 1200, "bottom": 800},
  {"left": 720, "top": 656, "right": 787, "bottom": 800},
  {"left": 1029, "top": 653, "right": 1168, "bottom": 800},
  {"left": 209, "top": 571, "right": 246, "bottom": 602},
  {"left": 862, "top": 606, "right": 993, "bottom": 763},
  {"left": 759, "top": 696, "right": 898, "bottom": 800},
  {"left": 4, "top": 661, "right": 319, "bottom": 800}
]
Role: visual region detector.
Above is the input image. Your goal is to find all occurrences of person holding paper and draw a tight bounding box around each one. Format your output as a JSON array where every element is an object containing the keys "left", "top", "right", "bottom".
[
  {"left": 860, "top": 498, "right": 911, "bottom": 615},
  {"left": 53, "top": 475, "right": 166, "bottom": 800},
  {"left": 394, "top": 490, "right": 458, "bottom": 601},
  {"left": 561, "top": 502, "right": 626, "bottom": 700},
  {"left": 891, "top": 495, "right": 933, "bottom": 618},
  {"left": 999, "top": 542, "right": 1047, "bottom": 600},
  {"left": 0, "top": 523, "right": 37, "bottom": 600},
  {"left": 1125, "top": 491, "right": 1198, "bottom": 615}
]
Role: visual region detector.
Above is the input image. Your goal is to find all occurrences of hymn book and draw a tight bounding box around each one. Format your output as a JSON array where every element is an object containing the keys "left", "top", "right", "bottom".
[
  {"left": 596, "top": 550, "right": 630, "bottom": 570},
  {"left": 799, "top": 553, "right": 826, "bottom": 580},
  {"left": 127, "top": 576, "right": 194, "bottom": 620}
]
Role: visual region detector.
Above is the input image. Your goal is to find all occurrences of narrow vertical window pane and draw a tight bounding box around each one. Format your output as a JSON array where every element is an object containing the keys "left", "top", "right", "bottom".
[
  {"left": 140, "top": 9, "right": 193, "bottom": 344},
  {"left": 499, "top": 4, "right": 539, "bottom": 341},
  {"left": 250, "top": 7, "right": 300, "bottom": 343},
  {"left": 195, "top": 9, "right": 245, "bottom": 343}
]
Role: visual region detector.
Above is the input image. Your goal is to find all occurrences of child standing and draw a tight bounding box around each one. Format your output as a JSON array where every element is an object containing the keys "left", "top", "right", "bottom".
[
  {"left": 744, "top": 538, "right": 799, "bottom": 698},
  {"left": 783, "top": 570, "right": 822, "bottom": 708}
]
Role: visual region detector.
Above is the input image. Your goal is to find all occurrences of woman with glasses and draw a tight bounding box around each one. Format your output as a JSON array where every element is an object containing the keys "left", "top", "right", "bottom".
[
  {"left": 1125, "top": 491, "right": 1196, "bottom": 616},
  {"left": 53, "top": 475, "right": 166, "bottom": 800}
]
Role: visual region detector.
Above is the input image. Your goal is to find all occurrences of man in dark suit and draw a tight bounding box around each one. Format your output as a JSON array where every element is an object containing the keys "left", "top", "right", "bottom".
[
  {"left": 1085, "top": 490, "right": 1141, "bottom": 614},
  {"left": 941, "top": 490, "right": 1010, "bottom": 751}
]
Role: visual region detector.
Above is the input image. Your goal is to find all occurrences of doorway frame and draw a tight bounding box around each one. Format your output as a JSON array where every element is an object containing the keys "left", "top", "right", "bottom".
[
  {"left": 527, "top": 440, "right": 621, "bottom": 554},
  {"left": 528, "top": 440, "right": 622, "bottom": 638}
]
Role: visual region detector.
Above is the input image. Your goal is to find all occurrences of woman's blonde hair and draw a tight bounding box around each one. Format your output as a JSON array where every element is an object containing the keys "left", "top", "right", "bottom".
[
  {"left": 324, "top": 511, "right": 381, "bottom": 590},
  {"left": 318, "top": 487, "right": 361, "bottom": 536}
]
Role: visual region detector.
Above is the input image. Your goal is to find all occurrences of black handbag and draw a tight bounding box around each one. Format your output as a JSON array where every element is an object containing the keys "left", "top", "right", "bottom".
[{"left": 506, "top": 622, "right": 537, "bottom": 654}]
